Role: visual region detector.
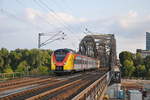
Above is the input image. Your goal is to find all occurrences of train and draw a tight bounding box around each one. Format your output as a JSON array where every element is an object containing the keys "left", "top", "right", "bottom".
[{"left": 51, "top": 48, "right": 100, "bottom": 74}]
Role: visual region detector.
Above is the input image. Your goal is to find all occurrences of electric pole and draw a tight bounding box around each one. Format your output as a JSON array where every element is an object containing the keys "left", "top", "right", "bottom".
[{"left": 38, "top": 31, "right": 66, "bottom": 48}]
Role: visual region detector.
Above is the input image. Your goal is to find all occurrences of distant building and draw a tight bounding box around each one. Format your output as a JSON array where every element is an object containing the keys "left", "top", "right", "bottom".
[
  {"left": 136, "top": 49, "right": 150, "bottom": 58},
  {"left": 136, "top": 32, "right": 150, "bottom": 58},
  {"left": 146, "top": 32, "right": 150, "bottom": 50}
]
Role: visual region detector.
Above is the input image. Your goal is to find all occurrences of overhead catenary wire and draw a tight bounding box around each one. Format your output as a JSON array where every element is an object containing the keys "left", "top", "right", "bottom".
[
  {"left": 45, "top": 0, "right": 87, "bottom": 43},
  {"left": 44, "top": 0, "right": 84, "bottom": 36},
  {"left": 0, "top": 8, "right": 43, "bottom": 31},
  {"left": 44, "top": 0, "right": 84, "bottom": 48},
  {"left": 16, "top": 0, "right": 83, "bottom": 50},
  {"left": 84, "top": 28, "right": 94, "bottom": 35},
  {"left": 15, "top": 0, "right": 57, "bottom": 30},
  {"left": 33, "top": 0, "right": 78, "bottom": 48},
  {"left": 33, "top": 0, "right": 69, "bottom": 32},
  {"left": 48, "top": 0, "right": 89, "bottom": 36},
  {"left": 15, "top": 0, "right": 69, "bottom": 48},
  {"left": 40, "top": 31, "right": 66, "bottom": 46},
  {"left": 37, "top": 0, "right": 77, "bottom": 35}
]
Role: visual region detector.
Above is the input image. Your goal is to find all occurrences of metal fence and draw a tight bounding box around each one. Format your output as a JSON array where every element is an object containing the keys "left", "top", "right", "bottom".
[
  {"left": 0, "top": 72, "right": 25, "bottom": 80},
  {"left": 72, "top": 72, "right": 112, "bottom": 100}
]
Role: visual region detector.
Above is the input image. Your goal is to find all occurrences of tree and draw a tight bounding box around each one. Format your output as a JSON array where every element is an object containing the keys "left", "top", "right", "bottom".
[
  {"left": 143, "top": 56, "right": 150, "bottom": 78},
  {"left": 38, "top": 66, "right": 48, "bottom": 75},
  {"left": 147, "top": 69, "right": 150, "bottom": 79},
  {"left": 136, "top": 65, "right": 146, "bottom": 78},
  {"left": 3, "top": 65, "right": 13, "bottom": 73},
  {"left": 144, "top": 56, "right": 150, "bottom": 70},
  {"left": 9, "top": 51, "right": 22, "bottom": 70},
  {"left": 0, "top": 48, "right": 10, "bottom": 69},
  {"left": 0, "top": 48, "right": 52, "bottom": 74},
  {"left": 0, "top": 56, "right": 4, "bottom": 72},
  {"left": 30, "top": 68, "right": 39, "bottom": 75},
  {"left": 134, "top": 53, "right": 143, "bottom": 66},
  {"left": 119, "top": 51, "right": 133, "bottom": 66},
  {"left": 40, "top": 50, "right": 51, "bottom": 67},
  {"left": 123, "top": 60, "right": 135, "bottom": 77},
  {"left": 16, "top": 61, "right": 28, "bottom": 72},
  {"left": 29, "top": 49, "right": 41, "bottom": 68}
]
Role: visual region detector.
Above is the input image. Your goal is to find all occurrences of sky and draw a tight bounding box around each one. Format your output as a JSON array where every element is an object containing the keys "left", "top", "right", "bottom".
[{"left": 0, "top": 0, "right": 150, "bottom": 55}]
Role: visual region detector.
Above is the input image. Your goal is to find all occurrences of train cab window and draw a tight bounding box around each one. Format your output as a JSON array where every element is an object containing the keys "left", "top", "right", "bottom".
[{"left": 54, "top": 49, "right": 69, "bottom": 62}]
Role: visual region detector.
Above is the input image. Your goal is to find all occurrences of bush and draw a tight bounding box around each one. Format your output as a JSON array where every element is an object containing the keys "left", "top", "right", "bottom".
[
  {"left": 38, "top": 66, "right": 48, "bottom": 75},
  {"left": 30, "top": 66, "right": 49, "bottom": 76},
  {"left": 30, "top": 68, "right": 39, "bottom": 75},
  {"left": 3, "top": 65, "right": 13, "bottom": 73},
  {"left": 16, "top": 61, "right": 27, "bottom": 72}
]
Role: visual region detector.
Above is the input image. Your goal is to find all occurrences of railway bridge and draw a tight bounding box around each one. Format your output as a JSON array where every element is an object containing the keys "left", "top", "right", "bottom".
[
  {"left": 74, "top": 34, "right": 121, "bottom": 100},
  {"left": 0, "top": 34, "right": 121, "bottom": 100}
]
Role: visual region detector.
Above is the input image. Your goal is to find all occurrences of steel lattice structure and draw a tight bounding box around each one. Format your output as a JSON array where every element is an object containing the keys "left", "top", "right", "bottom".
[{"left": 79, "top": 34, "right": 117, "bottom": 70}]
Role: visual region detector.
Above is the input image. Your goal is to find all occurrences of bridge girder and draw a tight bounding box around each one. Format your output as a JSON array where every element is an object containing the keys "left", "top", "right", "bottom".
[{"left": 79, "top": 34, "right": 117, "bottom": 69}]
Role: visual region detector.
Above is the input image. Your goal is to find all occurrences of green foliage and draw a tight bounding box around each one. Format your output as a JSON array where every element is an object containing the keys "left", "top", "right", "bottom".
[
  {"left": 16, "top": 61, "right": 28, "bottom": 72},
  {"left": 30, "top": 68, "right": 39, "bottom": 75},
  {"left": 123, "top": 60, "right": 135, "bottom": 77},
  {"left": 119, "top": 51, "right": 150, "bottom": 79},
  {"left": 0, "top": 56, "right": 4, "bottom": 72},
  {"left": 9, "top": 51, "right": 22, "bottom": 70},
  {"left": 144, "top": 56, "right": 150, "bottom": 70},
  {"left": 0, "top": 48, "right": 52, "bottom": 75},
  {"left": 3, "top": 65, "right": 13, "bottom": 73},
  {"left": 30, "top": 66, "right": 49, "bottom": 75},
  {"left": 0, "top": 48, "right": 10, "bottom": 70},
  {"left": 134, "top": 53, "right": 143, "bottom": 66},
  {"left": 38, "top": 66, "right": 48, "bottom": 75},
  {"left": 147, "top": 69, "right": 150, "bottom": 79},
  {"left": 136, "top": 65, "right": 146, "bottom": 77},
  {"left": 119, "top": 51, "right": 133, "bottom": 66}
]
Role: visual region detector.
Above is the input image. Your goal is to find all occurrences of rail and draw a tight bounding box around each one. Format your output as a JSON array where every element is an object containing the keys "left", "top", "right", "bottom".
[{"left": 72, "top": 71, "right": 111, "bottom": 100}]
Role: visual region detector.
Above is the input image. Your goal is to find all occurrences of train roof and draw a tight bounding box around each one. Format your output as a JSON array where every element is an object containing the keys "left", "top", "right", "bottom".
[
  {"left": 54, "top": 48, "right": 98, "bottom": 60},
  {"left": 54, "top": 48, "right": 76, "bottom": 53}
]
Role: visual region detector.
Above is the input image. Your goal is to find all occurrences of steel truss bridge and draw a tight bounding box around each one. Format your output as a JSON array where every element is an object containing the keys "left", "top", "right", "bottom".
[{"left": 75, "top": 34, "right": 121, "bottom": 100}]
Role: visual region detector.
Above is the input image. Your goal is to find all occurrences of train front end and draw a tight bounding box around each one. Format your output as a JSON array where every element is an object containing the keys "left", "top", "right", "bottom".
[{"left": 51, "top": 49, "right": 75, "bottom": 74}]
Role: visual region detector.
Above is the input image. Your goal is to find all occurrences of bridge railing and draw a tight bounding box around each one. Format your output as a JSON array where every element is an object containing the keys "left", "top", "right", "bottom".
[
  {"left": 72, "top": 71, "right": 112, "bottom": 100},
  {"left": 0, "top": 72, "right": 25, "bottom": 81}
]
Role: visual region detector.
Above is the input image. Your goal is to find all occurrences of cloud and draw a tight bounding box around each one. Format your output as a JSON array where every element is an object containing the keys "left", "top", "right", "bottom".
[
  {"left": 119, "top": 10, "right": 138, "bottom": 28},
  {"left": 0, "top": 8, "right": 150, "bottom": 56},
  {"left": 25, "top": 8, "right": 87, "bottom": 25},
  {"left": 0, "top": 8, "right": 87, "bottom": 50},
  {"left": 81, "top": 10, "right": 150, "bottom": 54}
]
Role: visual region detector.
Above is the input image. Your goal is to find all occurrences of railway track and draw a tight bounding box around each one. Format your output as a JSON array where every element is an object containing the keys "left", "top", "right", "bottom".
[
  {"left": 0, "top": 77, "right": 48, "bottom": 88},
  {"left": 0, "top": 70, "right": 106, "bottom": 100},
  {"left": 0, "top": 77, "right": 55, "bottom": 92}
]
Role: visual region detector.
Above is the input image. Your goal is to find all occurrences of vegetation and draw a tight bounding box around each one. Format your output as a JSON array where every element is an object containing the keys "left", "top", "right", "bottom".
[
  {"left": 0, "top": 48, "right": 52, "bottom": 75},
  {"left": 119, "top": 51, "right": 150, "bottom": 79}
]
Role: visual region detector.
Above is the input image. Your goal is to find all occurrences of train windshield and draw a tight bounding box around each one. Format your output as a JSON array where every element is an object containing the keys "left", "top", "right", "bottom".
[{"left": 54, "top": 49, "right": 69, "bottom": 62}]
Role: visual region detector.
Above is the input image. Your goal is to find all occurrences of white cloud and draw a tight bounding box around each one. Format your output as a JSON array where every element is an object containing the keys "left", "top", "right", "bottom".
[
  {"left": 25, "top": 8, "right": 87, "bottom": 25},
  {"left": 81, "top": 10, "right": 150, "bottom": 54},
  {"left": 0, "top": 8, "right": 87, "bottom": 50},
  {"left": 128, "top": 10, "right": 138, "bottom": 17},
  {"left": 1, "top": 8, "right": 150, "bottom": 55},
  {"left": 25, "top": 8, "right": 39, "bottom": 20},
  {"left": 119, "top": 10, "right": 138, "bottom": 29}
]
